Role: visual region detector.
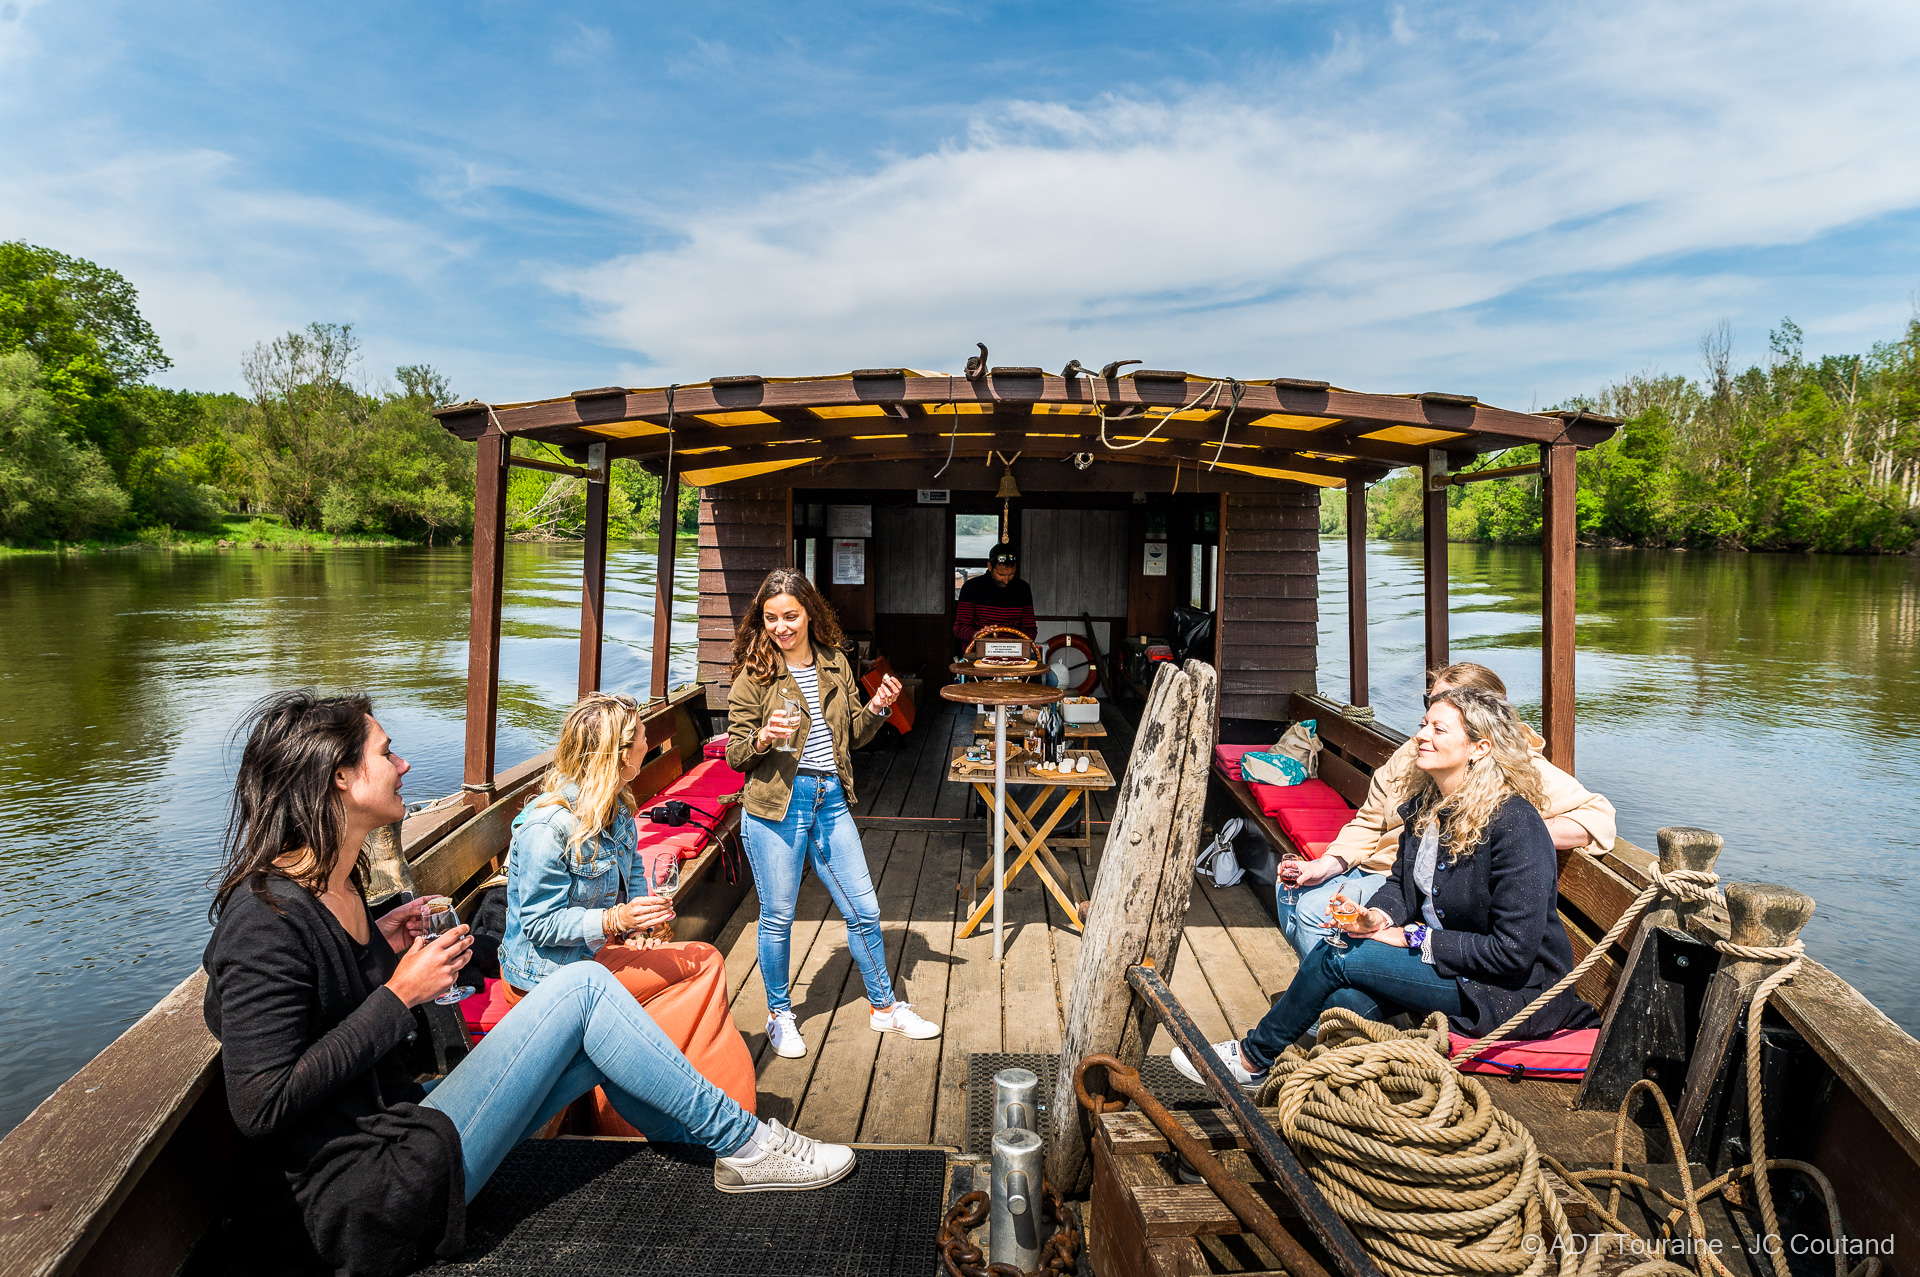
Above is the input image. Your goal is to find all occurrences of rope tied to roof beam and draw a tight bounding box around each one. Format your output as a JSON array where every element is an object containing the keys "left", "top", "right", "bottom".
[
  {"left": 1206, "top": 378, "right": 1246, "bottom": 471},
  {"left": 933, "top": 374, "right": 961, "bottom": 480},
  {"left": 1088, "top": 374, "right": 1228, "bottom": 451}
]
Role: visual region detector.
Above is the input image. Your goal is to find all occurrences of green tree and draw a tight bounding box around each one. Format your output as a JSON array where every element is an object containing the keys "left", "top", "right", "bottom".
[
  {"left": 0, "top": 352, "right": 129, "bottom": 540},
  {"left": 239, "top": 323, "right": 365, "bottom": 528}
]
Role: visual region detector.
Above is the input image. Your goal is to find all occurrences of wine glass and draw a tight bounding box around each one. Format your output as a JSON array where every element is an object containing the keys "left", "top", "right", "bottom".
[
  {"left": 424, "top": 895, "right": 475, "bottom": 1005},
  {"left": 1279, "top": 853, "right": 1303, "bottom": 908},
  {"left": 1324, "top": 893, "right": 1359, "bottom": 952},
  {"left": 773, "top": 696, "right": 801, "bottom": 753}
]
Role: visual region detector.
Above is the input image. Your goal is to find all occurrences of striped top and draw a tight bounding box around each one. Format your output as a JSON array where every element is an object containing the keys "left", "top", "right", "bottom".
[
  {"left": 788, "top": 664, "right": 838, "bottom": 772},
  {"left": 954, "top": 575, "right": 1037, "bottom": 644}
]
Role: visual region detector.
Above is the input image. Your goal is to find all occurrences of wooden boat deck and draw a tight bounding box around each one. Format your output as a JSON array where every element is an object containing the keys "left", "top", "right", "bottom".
[{"left": 713, "top": 701, "right": 1304, "bottom": 1146}]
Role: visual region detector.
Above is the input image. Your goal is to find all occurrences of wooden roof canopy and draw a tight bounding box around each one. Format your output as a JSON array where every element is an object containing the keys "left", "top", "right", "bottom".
[{"left": 433, "top": 364, "right": 1620, "bottom": 488}]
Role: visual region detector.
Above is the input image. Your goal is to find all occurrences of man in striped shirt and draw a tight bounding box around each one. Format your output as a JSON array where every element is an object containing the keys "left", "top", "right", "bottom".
[{"left": 954, "top": 548, "right": 1037, "bottom": 646}]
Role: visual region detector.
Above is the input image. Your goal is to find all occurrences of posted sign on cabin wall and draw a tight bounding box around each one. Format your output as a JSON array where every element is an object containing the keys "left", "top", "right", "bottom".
[
  {"left": 832, "top": 538, "right": 866, "bottom": 585},
  {"left": 1143, "top": 542, "right": 1169, "bottom": 576}
]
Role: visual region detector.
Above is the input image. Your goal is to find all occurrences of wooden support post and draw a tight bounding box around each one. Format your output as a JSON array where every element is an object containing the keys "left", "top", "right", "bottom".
[
  {"left": 1047, "top": 659, "right": 1219, "bottom": 1195},
  {"left": 1645, "top": 826, "right": 1725, "bottom": 935},
  {"left": 1421, "top": 450, "right": 1448, "bottom": 675},
  {"left": 1345, "top": 479, "right": 1368, "bottom": 707},
  {"left": 463, "top": 426, "right": 509, "bottom": 811},
  {"left": 1676, "top": 881, "right": 1816, "bottom": 1159},
  {"left": 649, "top": 457, "right": 679, "bottom": 700},
  {"left": 577, "top": 443, "right": 609, "bottom": 700},
  {"left": 360, "top": 821, "right": 414, "bottom": 903},
  {"left": 1540, "top": 439, "right": 1578, "bottom": 771},
  {"left": 1575, "top": 826, "right": 1726, "bottom": 1113}
]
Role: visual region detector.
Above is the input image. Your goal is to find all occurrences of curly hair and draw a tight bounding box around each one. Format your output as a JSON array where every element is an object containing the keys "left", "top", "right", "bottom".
[
  {"left": 529, "top": 693, "right": 644, "bottom": 862},
  {"left": 729, "top": 568, "right": 846, "bottom": 685},
  {"left": 1405, "top": 686, "right": 1546, "bottom": 858}
]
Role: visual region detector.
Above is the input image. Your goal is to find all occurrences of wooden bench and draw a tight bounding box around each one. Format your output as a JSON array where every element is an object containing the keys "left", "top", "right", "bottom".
[{"left": 1208, "top": 692, "right": 1401, "bottom": 863}]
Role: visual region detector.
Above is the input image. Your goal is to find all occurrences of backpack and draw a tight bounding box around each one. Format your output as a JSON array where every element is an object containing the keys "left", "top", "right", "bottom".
[{"left": 1195, "top": 817, "right": 1246, "bottom": 888}]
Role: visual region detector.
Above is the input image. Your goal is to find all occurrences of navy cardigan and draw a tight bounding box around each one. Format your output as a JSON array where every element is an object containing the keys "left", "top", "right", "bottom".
[{"left": 1369, "top": 792, "right": 1599, "bottom": 1039}]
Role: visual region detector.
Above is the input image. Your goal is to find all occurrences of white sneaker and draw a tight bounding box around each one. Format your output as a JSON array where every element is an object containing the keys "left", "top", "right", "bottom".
[
  {"left": 1169, "top": 1039, "right": 1267, "bottom": 1093},
  {"left": 767, "top": 1011, "right": 807, "bottom": 1059},
  {"left": 870, "top": 1001, "right": 941, "bottom": 1039},
  {"left": 713, "top": 1120, "right": 856, "bottom": 1193}
]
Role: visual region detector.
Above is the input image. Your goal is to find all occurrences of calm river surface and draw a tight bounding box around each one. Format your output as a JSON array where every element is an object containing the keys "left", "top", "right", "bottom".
[{"left": 1, "top": 538, "right": 1916, "bottom": 1134}]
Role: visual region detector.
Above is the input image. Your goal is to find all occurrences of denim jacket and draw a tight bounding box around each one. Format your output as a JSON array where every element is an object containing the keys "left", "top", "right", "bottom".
[{"left": 499, "top": 788, "right": 640, "bottom": 991}]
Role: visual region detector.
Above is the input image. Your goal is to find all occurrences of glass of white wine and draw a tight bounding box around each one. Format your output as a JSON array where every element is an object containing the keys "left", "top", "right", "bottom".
[
  {"left": 423, "top": 895, "right": 475, "bottom": 1005},
  {"left": 773, "top": 695, "right": 801, "bottom": 753}
]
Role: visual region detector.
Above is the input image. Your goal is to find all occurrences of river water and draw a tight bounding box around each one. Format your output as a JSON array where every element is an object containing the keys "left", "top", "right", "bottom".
[{"left": 1, "top": 539, "right": 1916, "bottom": 1134}]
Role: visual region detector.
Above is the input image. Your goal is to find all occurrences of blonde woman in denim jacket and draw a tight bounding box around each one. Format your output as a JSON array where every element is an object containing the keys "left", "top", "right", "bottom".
[{"left": 501, "top": 693, "right": 755, "bottom": 1118}]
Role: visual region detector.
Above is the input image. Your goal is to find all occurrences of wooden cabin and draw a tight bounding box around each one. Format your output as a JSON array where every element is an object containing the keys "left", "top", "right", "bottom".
[{"left": 5, "top": 364, "right": 1919, "bottom": 1277}]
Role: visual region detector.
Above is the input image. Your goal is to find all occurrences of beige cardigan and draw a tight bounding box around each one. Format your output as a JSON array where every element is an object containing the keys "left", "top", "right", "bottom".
[{"left": 1322, "top": 726, "right": 1616, "bottom": 876}]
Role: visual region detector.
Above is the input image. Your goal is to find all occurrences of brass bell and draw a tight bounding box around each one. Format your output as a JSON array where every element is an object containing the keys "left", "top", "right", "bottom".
[{"left": 995, "top": 467, "right": 1022, "bottom": 501}]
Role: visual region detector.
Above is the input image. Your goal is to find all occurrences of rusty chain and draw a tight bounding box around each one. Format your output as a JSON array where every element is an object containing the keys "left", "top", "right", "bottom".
[{"left": 936, "top": 1183, "right": 1080, "bottom": 1277}]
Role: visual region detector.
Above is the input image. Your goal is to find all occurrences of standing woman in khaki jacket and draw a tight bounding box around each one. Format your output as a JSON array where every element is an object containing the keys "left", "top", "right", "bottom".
[
  {"left": 726, "top": 569, "right": 942, "bottom": 1059},
  {"left": 1279, "top": 661, "right": 1617, "bottom": 957}
]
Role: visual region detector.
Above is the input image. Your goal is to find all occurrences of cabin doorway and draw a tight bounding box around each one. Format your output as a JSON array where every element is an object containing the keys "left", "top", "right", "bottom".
[{"left": 784, "top": 488, "right": 1232, "bottom": 712}]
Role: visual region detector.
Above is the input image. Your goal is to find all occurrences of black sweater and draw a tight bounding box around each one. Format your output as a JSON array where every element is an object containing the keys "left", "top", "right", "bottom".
[
  {"left": 203, "top": 874, "right": 465, "bottom": 1275},
  {"left": 1369, "top": 793, "right": 1599, "bottom": 1039}
]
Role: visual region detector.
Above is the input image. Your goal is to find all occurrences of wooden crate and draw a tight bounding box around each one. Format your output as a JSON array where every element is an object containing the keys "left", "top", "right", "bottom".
[{"left": 1089, "top": 1106, "right": 1303, "bottom": 1277}]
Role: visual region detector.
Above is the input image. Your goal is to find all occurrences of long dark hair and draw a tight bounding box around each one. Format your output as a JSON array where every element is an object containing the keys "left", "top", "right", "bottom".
[
  {"left": 729, "top": 568, "right": 846, "bottom": 685},
  {"left": 210, "top": 690, "right": 375, "bottom": 921}
]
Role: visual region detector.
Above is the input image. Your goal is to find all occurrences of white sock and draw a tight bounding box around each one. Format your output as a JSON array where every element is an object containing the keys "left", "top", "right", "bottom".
[{"left": 728, "top": 1120, "right": 775, "bottom": 1161}]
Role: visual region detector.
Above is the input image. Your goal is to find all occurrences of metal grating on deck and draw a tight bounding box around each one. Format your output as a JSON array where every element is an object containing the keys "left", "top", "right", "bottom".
[
  {"left": 964, "top": 1053, "right": 1215, "bottom": 1155},
  {"left": 434, "top": 1139, "right": 947, "bottom": 1276}
]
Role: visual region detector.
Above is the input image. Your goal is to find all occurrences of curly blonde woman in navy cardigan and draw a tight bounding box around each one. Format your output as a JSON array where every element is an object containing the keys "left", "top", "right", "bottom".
[
  {"left": 726, "top": 569, "right": 941, "bottom": 1060},
  {"left": 1171, "top": 687, "right": 1596, "bottom": 1091}
]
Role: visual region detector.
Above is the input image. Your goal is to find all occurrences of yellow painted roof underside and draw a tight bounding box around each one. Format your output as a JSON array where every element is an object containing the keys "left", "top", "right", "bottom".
[
  {"left": 1213, "top": 461, "right": 1347, "bottom": 488},
  {"left": 681, "top": 457, "right": 817, "bottom": 487},
  {"left": 1362, "top": 425, "right": 1470, "bottom": 446}
]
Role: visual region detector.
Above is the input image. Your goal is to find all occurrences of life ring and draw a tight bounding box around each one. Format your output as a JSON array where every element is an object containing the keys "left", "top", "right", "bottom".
[{"left": 1044, "top": 634, "right": 1100, "bottom": 695}]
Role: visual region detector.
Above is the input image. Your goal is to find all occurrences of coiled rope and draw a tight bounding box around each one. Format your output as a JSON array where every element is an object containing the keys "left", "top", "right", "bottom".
[{"left": 1249, "top": 864, "right": 1880, "bottom": 1277}]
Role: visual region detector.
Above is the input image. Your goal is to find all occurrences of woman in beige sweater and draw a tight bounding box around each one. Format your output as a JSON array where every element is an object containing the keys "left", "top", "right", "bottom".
[{"left": 1279, "top": 662, "right": 1616, "bottom": 957}]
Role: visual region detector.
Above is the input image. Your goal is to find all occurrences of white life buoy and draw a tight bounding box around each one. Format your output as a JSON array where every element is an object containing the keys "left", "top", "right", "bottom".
[{"left": 1043, "top": 633, "right": 1100, "bottom": 695}]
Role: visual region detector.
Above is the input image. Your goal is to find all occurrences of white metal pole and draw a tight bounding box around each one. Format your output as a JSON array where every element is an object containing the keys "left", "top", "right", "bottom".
[{"left": 993, "top": 702, "right": 1007, "bottom": 962}]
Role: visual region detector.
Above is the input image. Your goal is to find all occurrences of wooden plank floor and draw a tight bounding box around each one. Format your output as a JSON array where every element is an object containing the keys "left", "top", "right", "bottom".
[{"left": 715, "top": 701, "right": 1294, "bottom": 1145}]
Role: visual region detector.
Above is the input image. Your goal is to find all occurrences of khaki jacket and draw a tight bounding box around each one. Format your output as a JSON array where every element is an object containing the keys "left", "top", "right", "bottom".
[
  {"left": 1322, "top": 725, "right": 1616, "bottom": 875},
  {"left": 725, "top": 643, "right": 885, "bottom": 821}
]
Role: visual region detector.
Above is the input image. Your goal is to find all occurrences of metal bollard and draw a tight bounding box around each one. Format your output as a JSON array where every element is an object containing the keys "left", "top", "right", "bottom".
[
  {"left": 990, "top": 1127, "right": 1044, "bottom": 1270},
  {"left": 992, "top": 1066, "right": 1039, "bottom": 1137}
]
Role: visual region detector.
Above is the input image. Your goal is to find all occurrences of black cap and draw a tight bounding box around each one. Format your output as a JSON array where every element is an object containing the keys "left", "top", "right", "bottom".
[{"left": 989, "top": 548, "right": 1019, "bottom": 566}]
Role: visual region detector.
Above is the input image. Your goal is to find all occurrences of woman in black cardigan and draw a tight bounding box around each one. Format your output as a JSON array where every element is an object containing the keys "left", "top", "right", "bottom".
[
  {"left": 1172, "top": 686, "right": 1596, "bottom": 1089},
  {"left": 203, "top": 692, "right": 859, "bottom": 1276}
]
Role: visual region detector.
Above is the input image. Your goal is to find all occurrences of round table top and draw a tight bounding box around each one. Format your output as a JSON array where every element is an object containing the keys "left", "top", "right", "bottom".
[
  {"left": 940, "top": 680, "right": 1065, "bottom": 707},
  {"left": 948, "top": 659, "right": 1046, "bottom": 677}
]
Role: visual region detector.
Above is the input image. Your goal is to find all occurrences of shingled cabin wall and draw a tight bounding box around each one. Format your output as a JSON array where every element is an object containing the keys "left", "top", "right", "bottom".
[
  {"left": 697, "top": 487, "right": 792, "bottom": 710},
  {"left": 1217, "top": 486, "right": 1320, "bottom": 722}
]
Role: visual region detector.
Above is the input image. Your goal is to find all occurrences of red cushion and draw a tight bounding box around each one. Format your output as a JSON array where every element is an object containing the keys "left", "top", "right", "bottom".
[
  {"left": 461, "top": 977, "right": 513, "bottom": 1040},
  {"left": 1448, "top": 1028, "right": 1598, "bottom": 1080},
  {"left": 1249, "top": 779, "right": 1354, "bottom": 859},
  {"left": 1214, "top": 744, "right": 1259, "bottom": 780},
  {"left": 655, "top": 757, "right": 744, "bottom": 804},
  {"left": 703, "top": 734, "right": 727, "bottom": 759}
]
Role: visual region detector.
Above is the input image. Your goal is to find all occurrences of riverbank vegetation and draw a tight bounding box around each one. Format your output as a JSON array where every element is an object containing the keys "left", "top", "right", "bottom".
[
  {"left": 0, "top": 242, "right": 694, "bottom": 551},
  {"left": 1329, "top": 318, "right": 1920, "bottom": 553}
]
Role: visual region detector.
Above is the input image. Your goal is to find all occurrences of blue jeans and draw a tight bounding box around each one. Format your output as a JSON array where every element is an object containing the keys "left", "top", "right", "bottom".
[
  {"left": 1240, "top": 938, "right": 1467, "bottom": 1071},
  {"left": 423, "top": 961, "right": 757, "bottom": 1200},
  {"left": 743, "top": 774, "right": 894, "bottom": 1015},
  {"left": 1280, "top": 865, "right": 1389, "bottom": 958}
]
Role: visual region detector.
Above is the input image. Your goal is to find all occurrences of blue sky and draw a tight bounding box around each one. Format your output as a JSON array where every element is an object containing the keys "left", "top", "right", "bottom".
[{"left": 3, "top": 0, "right": 1917, "bottom": 410}]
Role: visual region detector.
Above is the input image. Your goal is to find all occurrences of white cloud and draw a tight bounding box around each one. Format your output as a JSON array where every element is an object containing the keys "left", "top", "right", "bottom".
[
  {"left": 554, "top": 0, "right": 1920, "bottom": 404},
  {"left": 0, "top": 147, "right": 474, "bottom": 389}
]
